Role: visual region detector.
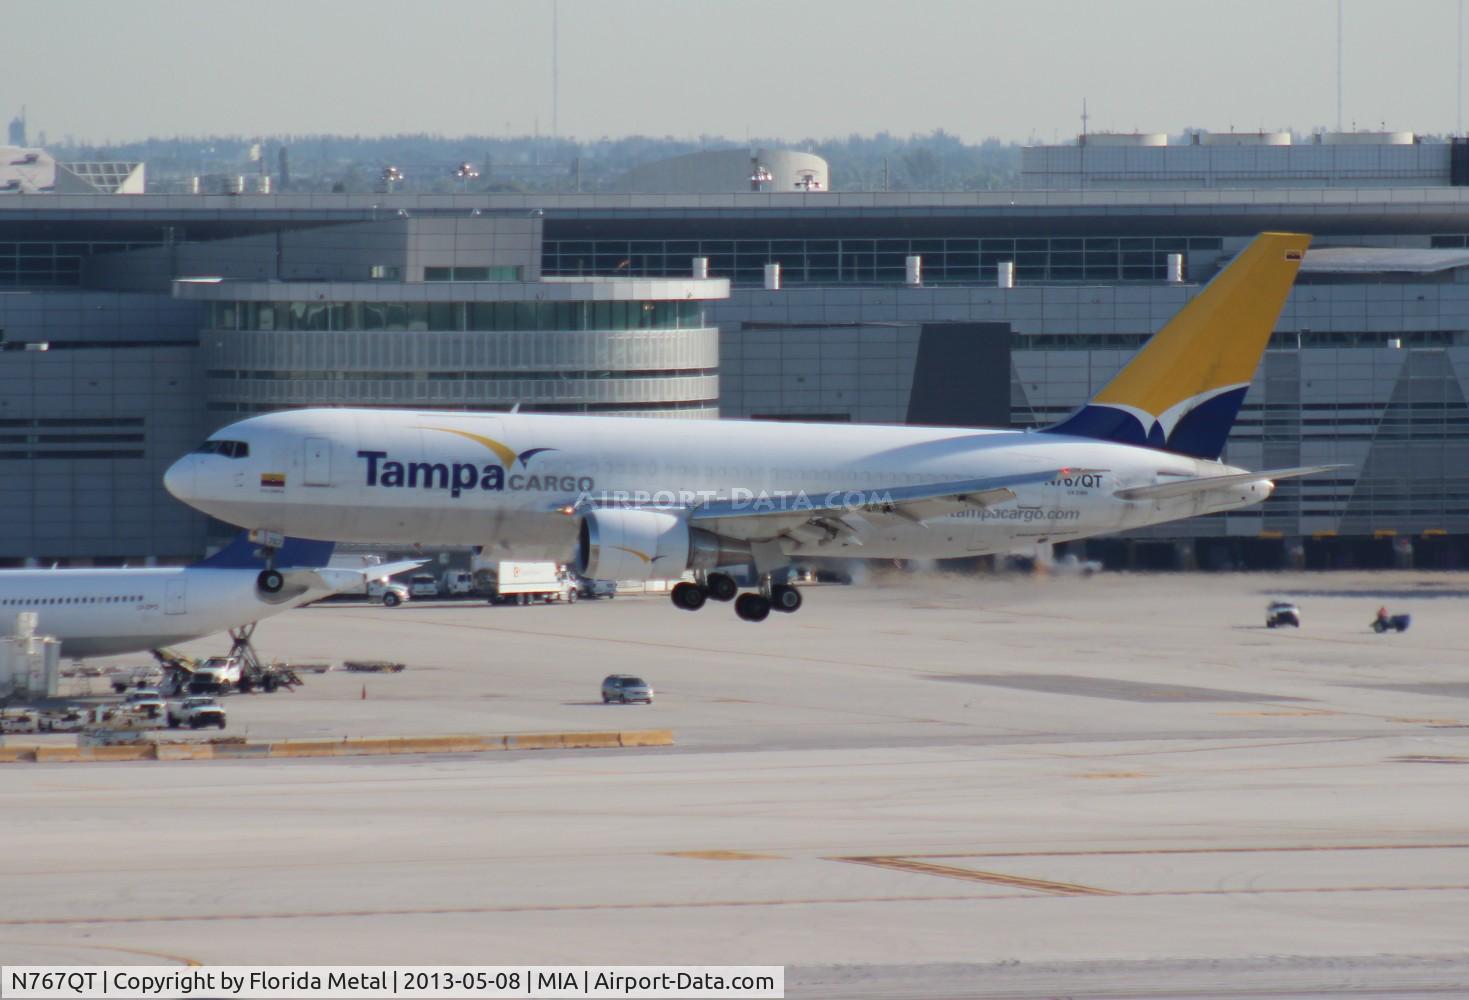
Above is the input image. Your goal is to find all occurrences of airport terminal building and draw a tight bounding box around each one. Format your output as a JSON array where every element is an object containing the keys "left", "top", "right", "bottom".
[{"left": 5, "top": 132, "right": 1469, "bottom": 567}]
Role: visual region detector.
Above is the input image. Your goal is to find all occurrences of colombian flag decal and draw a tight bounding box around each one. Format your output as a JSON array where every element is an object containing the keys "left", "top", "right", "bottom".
[{"left": 261, "top": 472, "right": 286, "bottom": 489}]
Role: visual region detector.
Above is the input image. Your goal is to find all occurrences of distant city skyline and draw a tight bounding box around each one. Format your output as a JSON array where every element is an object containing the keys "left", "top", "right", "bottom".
[{"left": 4, "top": 0, "right": 1466, "bottom": 146}]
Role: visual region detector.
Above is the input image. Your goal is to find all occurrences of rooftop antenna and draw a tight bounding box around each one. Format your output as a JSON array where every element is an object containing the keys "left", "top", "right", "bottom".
[
  {"left": 1337, "top": 0, "right": 1344, "bottom": 132},
  {"left": 552, "top": 0, "right": 559, "bottom": 140},
  {"left": 1080, "top": 97, "right": 1089, "bottom": 142}
]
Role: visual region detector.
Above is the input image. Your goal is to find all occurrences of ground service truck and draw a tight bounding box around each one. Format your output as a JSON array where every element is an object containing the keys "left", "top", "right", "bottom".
[{"left": 476, "top": 561, "right": 575, "bottom": 605}]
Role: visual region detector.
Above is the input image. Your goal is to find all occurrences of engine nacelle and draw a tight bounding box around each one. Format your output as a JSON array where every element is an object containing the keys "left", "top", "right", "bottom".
[
  {"left": 576, "top": 509, "right": 752, "bottom": 581},
  {"left": 577, "top": 509, "right": 692, "bottom": 582}
]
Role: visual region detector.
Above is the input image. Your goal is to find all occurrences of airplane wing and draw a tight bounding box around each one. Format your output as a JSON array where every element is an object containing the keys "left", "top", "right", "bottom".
[
  {"left": 1113, "top": 465, "right": 1347, "bottom": 501},
  {"left": 688, "top": 468, "right": 1076, "bottom": 544}
]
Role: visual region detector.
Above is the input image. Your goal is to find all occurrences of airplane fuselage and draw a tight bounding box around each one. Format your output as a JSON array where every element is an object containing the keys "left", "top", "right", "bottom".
[
  {"left": 165, "top": 409, "right": 1272, "bottom": 562},
  {"left": 0, "top": 567, "right": 326, "bottom": 658}
]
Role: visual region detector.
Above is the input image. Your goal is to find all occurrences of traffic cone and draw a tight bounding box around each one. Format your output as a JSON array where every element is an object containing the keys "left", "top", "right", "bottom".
[{"left": 360, "top": 684, "right": 366, "bottom": 700}]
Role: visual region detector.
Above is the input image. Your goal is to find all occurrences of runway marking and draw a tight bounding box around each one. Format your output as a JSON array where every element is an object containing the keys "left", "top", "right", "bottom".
[
  {"left": 1074, "top": 771, "right": 1151, "bottom": 779},
  {"left": 665, "top": 851, "right": 780, "bottom": 861},
  {"left": 0, "top": 938, "right": 201, "bottom": 966},
  {"left": 1391, "top": 755, "right": 1469, "bottom": 765},
  {"left": 835, "top": 856, "right": 1118, "bottom": 896},
  {"left": 898, "top": 842, "right": 1469, "bottom": 860},
  {"left": 1388, "top": 717, "right": 1463, "bottom": 726},
  {"left": 1215, "top": 710, "right": 1340, "bottom": 717}
]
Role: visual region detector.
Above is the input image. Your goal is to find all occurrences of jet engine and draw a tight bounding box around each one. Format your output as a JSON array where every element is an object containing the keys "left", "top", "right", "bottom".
[{"left": 576, "top": 509, "right": 750, "bottom": 581}]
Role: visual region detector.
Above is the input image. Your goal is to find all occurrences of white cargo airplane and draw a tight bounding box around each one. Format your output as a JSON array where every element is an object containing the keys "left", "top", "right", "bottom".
[
  {"left": 0, "top": 536, "right": 422, "bottom": 658},
  {"left": 165, "top": 232, "right": 1336, "bottom": 623}
]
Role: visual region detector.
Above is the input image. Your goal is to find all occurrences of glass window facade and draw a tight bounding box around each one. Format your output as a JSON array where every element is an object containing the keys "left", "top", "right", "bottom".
[
  {"left": 0, "top": 241, "right": 160, "bottom": 287},
  {"left": 423, "top": 265, "right": 521, "bottom": 281},
  {"left": 542, "top": 236, "right": 1224, "bottom": 285},
  {"left": 209, "top": 299, "right": 707, "bottom": 332}
]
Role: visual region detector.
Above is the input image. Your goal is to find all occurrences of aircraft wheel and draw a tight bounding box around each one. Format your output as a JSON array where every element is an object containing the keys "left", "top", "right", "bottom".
[
  {"left": 770, "top": 584, "right": 803, "bottom": 613},
  {"left": 671, "top": 581, "right": 707, "bottom": 611},
  {"left": 706, "top": 573, "right": 738, "bottom": 602},
  {"left": 257, "top": 569, "right": 284, "bottom": 594},
  {"left": 734, "top": 593, "right": 771, "bottom": 622}
]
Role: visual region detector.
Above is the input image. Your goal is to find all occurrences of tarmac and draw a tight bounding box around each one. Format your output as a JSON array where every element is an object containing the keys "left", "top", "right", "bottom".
[{"left": 4, "top": 569, "right": 1469, "bottom": 998}]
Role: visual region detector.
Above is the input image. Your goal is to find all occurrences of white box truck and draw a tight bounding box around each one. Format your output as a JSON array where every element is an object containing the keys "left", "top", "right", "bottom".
[{"left": 479, "top": 561, "right": 575, "bottom": 605}]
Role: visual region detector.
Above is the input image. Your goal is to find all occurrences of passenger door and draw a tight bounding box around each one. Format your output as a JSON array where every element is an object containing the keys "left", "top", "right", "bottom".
[
  {"left": 304, "top": 437, "right": 332, "bottom": 487},
  {"left": 164, "top": 579, "right": 187, "bottom": 616}
]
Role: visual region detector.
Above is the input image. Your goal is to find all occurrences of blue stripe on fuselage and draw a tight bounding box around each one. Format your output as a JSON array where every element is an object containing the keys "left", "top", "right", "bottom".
[{"left": 196, "top": 534, "right": 336, "bottom": 569}]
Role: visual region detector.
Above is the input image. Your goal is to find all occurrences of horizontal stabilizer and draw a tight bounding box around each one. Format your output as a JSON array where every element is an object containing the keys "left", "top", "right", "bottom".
[
  {"left": 1114, "top": 465, "right": 1347, "bottom": 501},
  {"left": 293, "top": 558, "right": 429, "bottom": 597}
]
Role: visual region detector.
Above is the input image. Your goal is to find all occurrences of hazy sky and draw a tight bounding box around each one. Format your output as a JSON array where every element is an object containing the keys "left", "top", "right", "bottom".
[{"left": 4, "top": 0, "right": 1466, "bottom": 144}]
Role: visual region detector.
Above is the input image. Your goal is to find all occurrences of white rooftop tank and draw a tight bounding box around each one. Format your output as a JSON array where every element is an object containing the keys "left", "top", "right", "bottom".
[
  {"left": 1079, "top": 132, "right": 1168, "bottom": 147},
  {"left": 1201, "top": 131, "right": 1292, "bottom": 146},
  {"left": 1321, "top": 131, "right": 1415, "bottom": 145}
]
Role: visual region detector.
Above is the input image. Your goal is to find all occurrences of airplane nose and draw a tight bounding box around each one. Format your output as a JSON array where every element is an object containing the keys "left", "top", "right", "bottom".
[{"left": 164, "top": 455, "right": 196, "bottom": 501}]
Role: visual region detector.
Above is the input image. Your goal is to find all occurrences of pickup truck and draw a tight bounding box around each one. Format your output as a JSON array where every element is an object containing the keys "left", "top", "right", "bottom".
[
  {"left": 367, "top": 578, "right": 410, "bottom": 607},
  {"left": 40, "top": 709, "right": 89, "bottom": 733},
  {"left": 188, "top": 656, "right": 243, "bottom": 694},
  {"left": 167, "top": 696, "right": 228, "bottom": 729},
  {"left": 123, "top": 688, "right": 168, "bottom": 719}
]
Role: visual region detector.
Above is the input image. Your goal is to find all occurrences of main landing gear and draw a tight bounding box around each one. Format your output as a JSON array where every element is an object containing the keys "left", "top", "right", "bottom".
[{"left": 671, "top": 572, "right": 802, "bottom": 623}]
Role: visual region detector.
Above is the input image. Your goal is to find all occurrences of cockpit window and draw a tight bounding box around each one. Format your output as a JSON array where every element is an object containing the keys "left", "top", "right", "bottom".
[{"left": 193, "top": 439, "right": 249, "bottom": 459}]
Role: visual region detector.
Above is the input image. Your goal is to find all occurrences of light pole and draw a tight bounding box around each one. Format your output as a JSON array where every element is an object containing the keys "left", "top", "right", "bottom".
[{"left": 454, "top": 161, "right": 480, "bottom": 192}]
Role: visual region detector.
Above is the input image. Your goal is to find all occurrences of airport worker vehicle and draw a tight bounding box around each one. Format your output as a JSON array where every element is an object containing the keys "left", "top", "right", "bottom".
[
  {"left": 480, "top": 561, "right": 576, "bottom": 605},
  {"left": 368, "top": 578, "right": 410, "bottom": 607},
  {"left": 167, "top": 696, "right": 227, "bottom": 729},
  {"left": 1266, "top": 601, "right": 1301, "bottom": 628},
  {"left": 441, "top": 570, "right": 476, "bottom": 596},
  {"left": 1372, "top": 611, "right": 1412, "bottom": 633},
  {"left": 601, "top": 674, "right": 654, "bottom": 704},
  {"left": 122, "top": 688, "right": 167, "bottom": 720},
  {"left": 166, "top": 233, "right": 1341, "bottom": 623},
  {"left": 573, "top": 575, "right": 617, "bottom": 599},
  {"left": 186, "top": 656, "right": 243, "bottom": 694}
]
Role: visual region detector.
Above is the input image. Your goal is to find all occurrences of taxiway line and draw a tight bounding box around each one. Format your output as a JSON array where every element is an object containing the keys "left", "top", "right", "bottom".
[{"left": 834, "top": 856, "right": 1119, "bottom": 895}]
